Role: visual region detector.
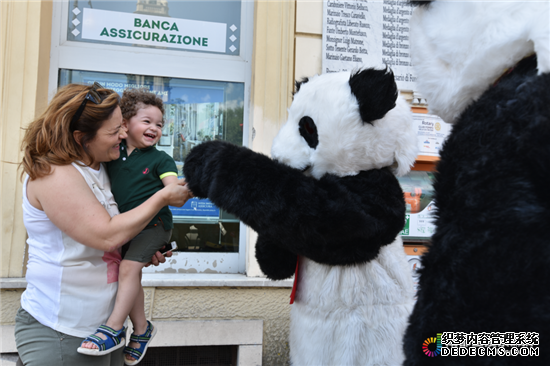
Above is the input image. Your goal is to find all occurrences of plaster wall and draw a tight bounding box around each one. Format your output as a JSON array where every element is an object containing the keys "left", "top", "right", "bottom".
[
  {"left": 295, "top": 0, "right": 323, "bottom": 80},
  {"left": 1, "top": 0, "right": 52, "bottom": 279},
  {"left": 151, "top": 288, "right": 291, "bottom": 364},
  {"left": 0, "top": 290, "right": 23, "bottom": 324},
  {"left": 1, "top": 287, "right": 291, "bottom": 365}
]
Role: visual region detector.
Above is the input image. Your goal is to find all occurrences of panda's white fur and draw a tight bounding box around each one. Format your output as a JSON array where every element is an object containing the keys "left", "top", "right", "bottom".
[
  {"left": 272, "top": 71, "right": 417, "bottom": 365},
  {"left": 272, "top": 71, "right": 418, "bottom": 178},
  {"left": 410, "top": 1, "right": 550, "bottom": 124},
  {"left": 289, "top": 241, "right": 415, "bottom": 365}
]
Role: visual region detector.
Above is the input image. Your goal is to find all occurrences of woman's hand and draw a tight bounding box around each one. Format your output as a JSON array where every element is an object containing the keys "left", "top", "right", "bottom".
[
  {"left": 145, "top": 250, "right": 173, "bottom": 267},
  {"left": 161, "top": 179, "right": 194, "bottom": 207}
]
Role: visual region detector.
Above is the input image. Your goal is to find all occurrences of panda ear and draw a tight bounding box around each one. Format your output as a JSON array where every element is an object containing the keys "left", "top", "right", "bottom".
[
  {"left": 409, "top": 0, "right": 433, "bottom": 7},
  {"left": 349, "top": 67, "right": 398, "bottom": 124},
  {"left": 294, "top": 77, "right": 309, "bottom": 96}
]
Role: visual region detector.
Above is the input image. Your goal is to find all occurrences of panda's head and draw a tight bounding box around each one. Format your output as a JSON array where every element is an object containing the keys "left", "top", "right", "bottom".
[
  {"left": 410, "top": 1, "right": 549, "bottom": 124},
  {"left": 271, "top": 68, "right": 418, "bottom": 179}
]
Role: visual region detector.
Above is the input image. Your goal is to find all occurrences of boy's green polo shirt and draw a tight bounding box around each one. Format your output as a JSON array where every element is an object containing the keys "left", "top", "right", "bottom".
[{"left": 106, "top": 140, "right": 178, "bottom": 230}]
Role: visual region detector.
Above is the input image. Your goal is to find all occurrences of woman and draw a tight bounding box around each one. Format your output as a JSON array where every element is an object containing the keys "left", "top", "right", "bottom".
[{"left": 15, "top": 82, "right": 192, "bottom": 366}]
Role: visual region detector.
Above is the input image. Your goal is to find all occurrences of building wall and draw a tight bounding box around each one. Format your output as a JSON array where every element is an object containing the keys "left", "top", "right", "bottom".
[
  {"left": 0, "top": 286, "right": 291, "bottom": 364},
  {"left": 1, "top": 0, "right": 52, "bottom": 279},
  {"left": 295, "top": 0, "right": 323, "bottom": 80},
  {"left": 149, "top": 287, "right": 291, "bottom": 363},
  {"left": 0, "top": 290, "right": 23, "bottom": 325}
]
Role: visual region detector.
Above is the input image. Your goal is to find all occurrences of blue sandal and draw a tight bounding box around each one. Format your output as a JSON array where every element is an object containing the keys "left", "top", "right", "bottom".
[
  {"left": 123, "top": 321, "right": 157, "bottom": 365},
  {"left": 77, "top": 325, "right": 126, "bottom": 356}
]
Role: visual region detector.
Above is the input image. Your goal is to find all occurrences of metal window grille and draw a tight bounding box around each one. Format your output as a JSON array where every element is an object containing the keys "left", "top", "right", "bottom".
[{"left": 140, "top": 345, "right": 238, "bottom": 366}]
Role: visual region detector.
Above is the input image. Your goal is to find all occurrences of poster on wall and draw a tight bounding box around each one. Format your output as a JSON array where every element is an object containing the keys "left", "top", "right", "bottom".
[
  {"left": 322, "top": 0, "right": 417, "bottom": 91},
  {"left": 413, "top": 113, "right": 452, "bottom": 157},
  {"left": 401, "top": 201, "right": 437, "bottom": 238},
  {"left": 169, "top": 198, "right": 220, "bottom": 218}
]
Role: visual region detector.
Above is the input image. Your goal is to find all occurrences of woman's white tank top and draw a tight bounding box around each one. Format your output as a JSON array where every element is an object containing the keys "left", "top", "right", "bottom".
[{"left": 20, "top": 163, "right": 121, "bottom": 338}]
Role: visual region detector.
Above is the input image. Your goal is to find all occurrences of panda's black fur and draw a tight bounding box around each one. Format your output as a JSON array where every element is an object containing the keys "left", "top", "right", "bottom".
[
  {"left": 404, "top": 54, "right": 550, "bottom": 366},
  {"left": 403, "top": 1, "right": 550, "bottom": 363}
]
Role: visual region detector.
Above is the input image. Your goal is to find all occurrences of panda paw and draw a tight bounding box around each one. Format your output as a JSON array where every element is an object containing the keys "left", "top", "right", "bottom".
[
  {"left": 183, "top": 140, "right": 233, "bottom": 198},
  {"left": 256, "top": 235, "right": 298, "bottom": 280}
]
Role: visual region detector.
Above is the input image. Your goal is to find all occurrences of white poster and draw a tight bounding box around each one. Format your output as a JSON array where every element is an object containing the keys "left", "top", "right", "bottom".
[
  {"left": 81, "top": 8, "right": 226, "bottom": 53},
  {"left": 404, "top": 201, "right": 437, "bottom": 238},
  {"left": 413, "top": 113, "right": 452, "bottom": 157},
  {"left": 322, "top": 0, "right": 417, "bottom": 91}
]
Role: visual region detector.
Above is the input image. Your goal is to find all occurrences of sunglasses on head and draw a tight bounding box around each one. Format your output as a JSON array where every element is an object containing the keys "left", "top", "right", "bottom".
[{"left": 70, "top": 82, "right": 105, "bottom": 129}]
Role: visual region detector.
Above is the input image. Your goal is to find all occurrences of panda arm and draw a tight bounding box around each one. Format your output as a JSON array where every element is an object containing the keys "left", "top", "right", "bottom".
[
  {"left": 184, "top": 140, "right": 406, "bottom": 265},
  {"left": 301, "top": 168, "right": 406, "bottom": 265}
]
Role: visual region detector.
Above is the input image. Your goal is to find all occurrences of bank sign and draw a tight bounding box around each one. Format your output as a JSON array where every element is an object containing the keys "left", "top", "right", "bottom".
[{"left": 81, "top": 8, "right": 226, "bottom": 53}]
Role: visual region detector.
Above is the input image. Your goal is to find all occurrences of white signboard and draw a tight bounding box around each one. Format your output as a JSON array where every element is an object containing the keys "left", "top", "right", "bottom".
[
  {"left": 322, "top": 0, "right": 417, "bottom": 91},
  {"left": 81, "top": 8, "right": 226, "bottom": 53},
  {"left": 413, "top": 113, "right": 452, "bottom": 157}
]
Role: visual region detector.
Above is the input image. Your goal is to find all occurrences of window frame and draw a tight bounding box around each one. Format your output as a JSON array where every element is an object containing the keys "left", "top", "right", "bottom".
[{"left": 49, "top": 0, "right": 254, "bottom": 274}]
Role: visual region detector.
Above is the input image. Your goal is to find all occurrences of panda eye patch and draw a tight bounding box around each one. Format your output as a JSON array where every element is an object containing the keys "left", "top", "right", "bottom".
[{"left": 298, "top": 116, "right": 319, "bottom": 149}]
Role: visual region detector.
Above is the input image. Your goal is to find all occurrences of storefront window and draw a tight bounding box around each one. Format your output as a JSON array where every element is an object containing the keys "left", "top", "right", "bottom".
[
  {"left": 52, "top": 0, "right": 252, "bottom": 272},
  {"left": 67, "top": 0, "right": 241, "bottom": 55},
  {"left": 59, "top": 69, "right": 244, "bottom": 254}
]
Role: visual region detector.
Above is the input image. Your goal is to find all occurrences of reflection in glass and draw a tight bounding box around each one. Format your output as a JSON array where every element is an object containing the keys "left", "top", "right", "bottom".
[
  {"left": 172, "top": 222, "right": 240, "bottom": 253},
  {"left": 59, "top": 69, "right": 244, "bottom": 253},
  {"left": 166, "top": 84, "right": 243, "bottom": 176},
  {"left": 397, "top": 171, "right": 435, "bottom": 214}
]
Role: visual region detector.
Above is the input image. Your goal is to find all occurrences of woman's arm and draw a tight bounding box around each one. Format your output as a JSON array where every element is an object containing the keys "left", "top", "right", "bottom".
[{"left": 28, "top": 164, "right": 191, "bottom": 252}]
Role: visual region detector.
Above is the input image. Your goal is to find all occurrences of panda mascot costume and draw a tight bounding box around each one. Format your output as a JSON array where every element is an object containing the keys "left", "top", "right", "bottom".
[
  {"left": 403, "top": 1, "right": 550, "bottom": 365},
  {"left": 183, "top": 68, "right": 418, "bottom": 365}
]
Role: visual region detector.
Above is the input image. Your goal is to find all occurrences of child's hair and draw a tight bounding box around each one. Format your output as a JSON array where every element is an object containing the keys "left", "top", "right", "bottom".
[
  {"left": 20, "top": 83, "right": 120, "bottom": 180},
  {"left": 120, "top": 88, "right": 165, "bottom": 122}
]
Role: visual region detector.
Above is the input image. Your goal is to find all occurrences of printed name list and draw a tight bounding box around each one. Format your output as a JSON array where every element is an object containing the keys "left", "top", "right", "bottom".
[{"left": 323, "top": 0, "right": 417, "bottom": 91}]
